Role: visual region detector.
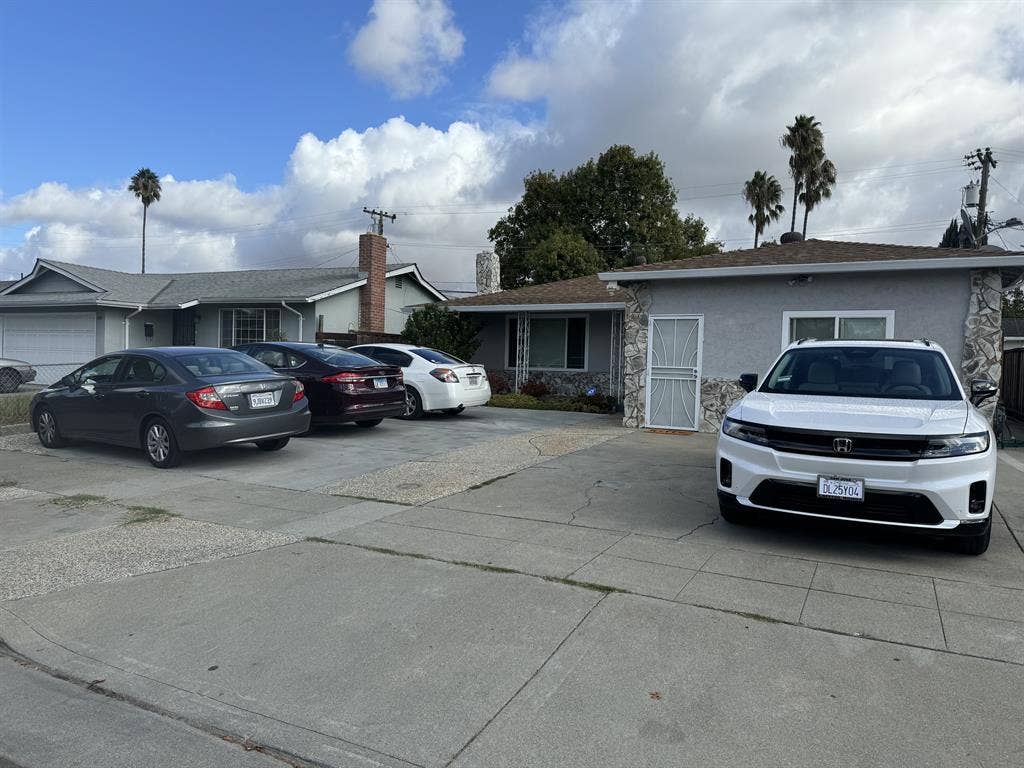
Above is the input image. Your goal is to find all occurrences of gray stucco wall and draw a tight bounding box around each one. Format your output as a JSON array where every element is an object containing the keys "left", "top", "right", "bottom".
[
  {"left": 315, "top": 291, "right": 360, "bottom": 334},
  {"left": 127, "top": 310, "right": 174, "bottom": 348},
  {"left": 194, "top": 303, "right": 315, "bottom": 346},
  {"left": 646, "top": 269, "right": 970, "bottom": 379},
  {"left": 13, "top": 271, "right": 91, "bottom": 294}
]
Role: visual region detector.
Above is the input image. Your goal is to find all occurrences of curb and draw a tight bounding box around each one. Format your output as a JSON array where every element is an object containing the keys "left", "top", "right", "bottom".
[{"left": 0, "top": 423, "right": 32, "bottom": 436}]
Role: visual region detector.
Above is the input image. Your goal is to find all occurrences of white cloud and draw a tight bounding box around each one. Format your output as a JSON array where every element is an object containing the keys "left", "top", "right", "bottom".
[{"left": 348, "top": 0, "right": 464, "bottom": 99}]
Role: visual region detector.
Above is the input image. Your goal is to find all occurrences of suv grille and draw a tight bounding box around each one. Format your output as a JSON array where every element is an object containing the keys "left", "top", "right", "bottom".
[
  {"left": 749, "top": 480, "right": 943, "bottom": 525},
  {"left": 760, "top": 425, "right": 931, "bottom": 461}
]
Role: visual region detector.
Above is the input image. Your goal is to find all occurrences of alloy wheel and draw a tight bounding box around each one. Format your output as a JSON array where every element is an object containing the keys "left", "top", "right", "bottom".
[
  {"left": 38, "top": 411, "right": 56, "bottom": 445},
  {"left": 147, "top": 423, "right": 170, "bottom": 463},
  {"left": 404, "top": 390, "right": 415, "bottom": 416}
]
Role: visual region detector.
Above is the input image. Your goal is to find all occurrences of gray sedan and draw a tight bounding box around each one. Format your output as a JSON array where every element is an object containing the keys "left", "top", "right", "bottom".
[
  {"left": 0, "top": 357, "right": 36, "bottom": 393},
  {"left": 30, "top": 347, "right": 311, "bottom": 467}
]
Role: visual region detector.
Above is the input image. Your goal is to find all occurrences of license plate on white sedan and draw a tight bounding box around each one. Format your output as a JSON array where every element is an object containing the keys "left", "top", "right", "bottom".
[
  {"left": 249, "top": 392, "right": 276, "bottom": 409},
  {"left": 373, "top": 377, "right": 388, "bottom": 389},
  {"left": 817, "top": 476, "right": 864, "bottom": 501}
]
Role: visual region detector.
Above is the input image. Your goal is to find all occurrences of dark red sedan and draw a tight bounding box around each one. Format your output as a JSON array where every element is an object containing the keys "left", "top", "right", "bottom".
[{"left": 234, "top": 342, "right": 404, "bottom": 428}]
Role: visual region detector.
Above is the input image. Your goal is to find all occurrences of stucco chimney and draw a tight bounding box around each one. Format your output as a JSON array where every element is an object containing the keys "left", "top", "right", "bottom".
[
  {"left": 476, "top": 250, "right": 500, "bottom": 294},
  {"left": 359, "top": 232, "right": 387, "bottom": 332}
]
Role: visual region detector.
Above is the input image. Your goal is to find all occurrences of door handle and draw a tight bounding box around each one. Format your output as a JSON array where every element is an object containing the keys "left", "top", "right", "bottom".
[{"left": 136, "top": 391, "right": 150, "bottom": 399}]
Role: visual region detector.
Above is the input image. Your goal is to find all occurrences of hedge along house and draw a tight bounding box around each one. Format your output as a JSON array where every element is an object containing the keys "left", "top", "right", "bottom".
[
  {"left": 597, "top": 239, "right": 1024, "bottom": 432},
  {"left": 443, "top": 252, "right": 626, "bottom": 399},
  {"left": 0, "top": 233, "right": 444, "bottom": 384}
]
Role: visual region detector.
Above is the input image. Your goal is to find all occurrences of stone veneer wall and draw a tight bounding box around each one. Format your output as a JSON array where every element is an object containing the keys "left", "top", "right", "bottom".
[
  {"left": 962, "top": 268, "right": 1004, "bottom": 421},
  {"left": 699, "top": 377, "right": 747, "bottom": 432},
  {"left": 621, "top": 284, "right": 651, "bottom": 427}
]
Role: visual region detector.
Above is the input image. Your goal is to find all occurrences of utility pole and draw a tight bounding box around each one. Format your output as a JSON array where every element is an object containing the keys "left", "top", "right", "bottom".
[
  {"left": 964, "top": 148, "right": 997, "bottom": 247},
  {"left": 362, "top": 207, "right": 397, "bottom": 236}
]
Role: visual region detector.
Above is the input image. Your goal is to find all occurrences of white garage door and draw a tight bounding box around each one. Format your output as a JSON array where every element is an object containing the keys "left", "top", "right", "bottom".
[{"left": 1, "top": 313, "right": 97, "bottom": 384}]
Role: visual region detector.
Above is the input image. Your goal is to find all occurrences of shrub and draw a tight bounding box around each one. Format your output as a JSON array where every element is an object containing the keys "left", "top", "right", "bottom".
[
  {"left": 486, "top": 392, "right": 618, "bottom": 414},
  {"left": 487, "top": 371, "right": 511, "bottom": 394},
  {"left": 519, "top": 377, "right": 550, "bottom": 397},
  {"left": 402, "top": 304, "right": 481, "bottom": 362},
  {"left": 487, "top": 393, "right": 541, "bottom": 409}
]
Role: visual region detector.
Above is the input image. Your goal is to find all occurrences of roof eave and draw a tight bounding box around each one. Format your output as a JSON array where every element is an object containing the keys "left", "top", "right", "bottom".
[
  {"left": 600, "top": 254, "right": 1024, "bottom": 282},
  {"left": 449, "top": 302, "right": 625, "bottom": 312}
]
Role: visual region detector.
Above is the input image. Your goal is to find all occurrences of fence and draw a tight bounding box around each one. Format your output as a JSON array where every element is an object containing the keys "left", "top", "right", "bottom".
[
  {"left": 1001, "top": 348, "right": 1024, "bottom": 418},
  {"left": 315, "top": 330, "right": 404, "bottom": 347},
  {"left": 24, "top": 363, "right": 82, "bottom": 387}
]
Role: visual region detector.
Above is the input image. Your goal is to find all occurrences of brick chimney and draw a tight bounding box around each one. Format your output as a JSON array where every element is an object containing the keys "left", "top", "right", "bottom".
[
  {"left": 358, "top": 232, "right": 387, "bottom": 332},
  {"left": 476, "top": 250, "right": 500, "bottom": 294}
]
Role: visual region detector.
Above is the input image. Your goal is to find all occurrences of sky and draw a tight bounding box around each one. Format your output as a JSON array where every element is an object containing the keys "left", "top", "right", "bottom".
[{"left": 1, "top": 0, "right": 1023, "bottom": 290}]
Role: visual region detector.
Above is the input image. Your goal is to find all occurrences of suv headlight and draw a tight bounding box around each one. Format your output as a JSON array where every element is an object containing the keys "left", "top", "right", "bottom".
[
  {"left": 921, "top": 432, "right": 990, "bottom": 459},
  {"left": 722, "top": 417, "right": 769, "bottom": 445}
]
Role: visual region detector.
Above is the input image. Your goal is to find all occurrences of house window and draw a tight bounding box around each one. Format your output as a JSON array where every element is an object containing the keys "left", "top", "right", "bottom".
[
  {"left": 220, "top": 309, "right": 281, "bottom": 347},
  {"left": 506, "top": 316, "right": 587, "bottom": 370},
  {"left": 783, "top": 310, "right": 894, "bottom": 347}
]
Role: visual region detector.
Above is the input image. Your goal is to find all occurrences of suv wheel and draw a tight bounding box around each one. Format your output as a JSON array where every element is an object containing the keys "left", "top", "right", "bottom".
[{"left": 143, "top": 417, "right": 181, "bottom": 468}]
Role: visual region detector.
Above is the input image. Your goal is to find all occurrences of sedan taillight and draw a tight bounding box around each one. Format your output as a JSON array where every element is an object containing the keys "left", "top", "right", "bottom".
[
  {"left": 186, "top": 385, "right": 227, "bottom": 411},
  {"left": 430, "top": 367, "right": 459, "bottom": 383},
  {"left": 322, "top": 371, "right": 361, "bottom": 384},
  {"left": 293, "top": 380, "right": 305, "bottom": 402}
]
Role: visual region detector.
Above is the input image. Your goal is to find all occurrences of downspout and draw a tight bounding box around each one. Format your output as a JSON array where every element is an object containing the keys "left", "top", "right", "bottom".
[
  {"left": 281, "top": 301, "right": 303, "bottom": 342},
  {"left": 124, "top": 306, "right": 143, "bottom": 349}
]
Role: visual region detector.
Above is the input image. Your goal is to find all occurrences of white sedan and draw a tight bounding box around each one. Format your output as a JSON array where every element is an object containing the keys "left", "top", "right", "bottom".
[{"left": 349, "top": 343, "right": 491, "bottom": 418}]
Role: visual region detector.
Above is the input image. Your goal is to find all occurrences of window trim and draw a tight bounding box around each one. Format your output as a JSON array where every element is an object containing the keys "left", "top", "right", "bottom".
[
  {"left": 781, "top": 310, "right": 894, "bottom": 349},
  {"left": 504, "top": 313, "right": 589, "bottom": 372},
  {"left": 219, "top": 308, "right": 282, "bottom": 347}
]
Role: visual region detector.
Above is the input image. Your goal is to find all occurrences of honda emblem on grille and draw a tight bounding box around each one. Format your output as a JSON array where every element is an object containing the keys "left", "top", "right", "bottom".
[{"left": 833, "top": 437, "right": 853, "bottom": 454}]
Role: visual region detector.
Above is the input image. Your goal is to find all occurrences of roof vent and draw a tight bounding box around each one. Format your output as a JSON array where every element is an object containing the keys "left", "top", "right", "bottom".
[{"left": 779, "top": 232, "right": 804, "bottom": 244}]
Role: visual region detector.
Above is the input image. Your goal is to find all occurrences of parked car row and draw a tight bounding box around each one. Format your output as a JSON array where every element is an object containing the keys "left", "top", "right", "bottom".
[
  {"left": 29, "top": 342, "right": 491, "bottom": 468},
  {"left": 0, "top": 357, "right": 36, "bottom": 393}
]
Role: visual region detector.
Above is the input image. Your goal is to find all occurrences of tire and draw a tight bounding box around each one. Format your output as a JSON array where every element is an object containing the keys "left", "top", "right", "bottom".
[
  {"left": 355, "top": 419, "right": 383, "bottom": 428},
  {"left": 256, "top": 437, "right": 290, "bottom": 451},
  {"left": 399, "top": 387, "right": 423, "bottom": 419},
  {"left": 950, "top": 522, "right": 991, "bottom": 555},
  {"left": 719, "top": 499, "right": 756, "bottom": 526},
  {"left": 0, "top": 368, "right": 21, "bottom": 393},
  {"left": 35, "top": 407, "right": 67, "bottom": 449},
  {"left": 142, "top": 417, "right": 182, "bottom": 468}
]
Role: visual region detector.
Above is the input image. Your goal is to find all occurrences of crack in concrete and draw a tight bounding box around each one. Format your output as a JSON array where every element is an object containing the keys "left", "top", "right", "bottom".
[
  {"left": 566, "top": 479, "right": 605, "bottom": 525},
  {"left": 675, "top": 517, "right": 718, "bottom": 539}
]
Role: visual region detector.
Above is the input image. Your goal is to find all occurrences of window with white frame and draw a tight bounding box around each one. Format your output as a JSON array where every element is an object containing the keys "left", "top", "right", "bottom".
[
  {"left": 220, "top": 309, "right": 281, "bottom": 347},
  {"left": 783, "top": 310, "right": 894, "bottom": 346},
  {"left": 506, "top": 316, "right": 587, "bottom": 370}
]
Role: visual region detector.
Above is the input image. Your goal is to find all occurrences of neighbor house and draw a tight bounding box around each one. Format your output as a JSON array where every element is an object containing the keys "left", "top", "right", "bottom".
[
  {"left": 0, "top": 233, "right": 443, "bottom": 383},
  {"left": 448, "top": 241, "right": 1024, "bottom": 432}
]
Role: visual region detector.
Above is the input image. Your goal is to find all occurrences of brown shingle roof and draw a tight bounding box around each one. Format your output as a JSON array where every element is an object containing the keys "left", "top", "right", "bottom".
[
  {"left": 443, "top": 274, "right": 622, "bottom": 308},
  {"left": 607, "top": 239, "right": 1024, "bottom": 274}
]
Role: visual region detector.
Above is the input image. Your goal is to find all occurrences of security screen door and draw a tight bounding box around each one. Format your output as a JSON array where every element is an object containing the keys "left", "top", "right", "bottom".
[{"left": 646, "top": 315, "right": 703, "bottom": 430}]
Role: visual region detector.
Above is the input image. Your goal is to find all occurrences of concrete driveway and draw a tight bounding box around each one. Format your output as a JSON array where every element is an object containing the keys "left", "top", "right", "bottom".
[{"left": 1, "top": 407, "right": 1023, "bottom": 767}]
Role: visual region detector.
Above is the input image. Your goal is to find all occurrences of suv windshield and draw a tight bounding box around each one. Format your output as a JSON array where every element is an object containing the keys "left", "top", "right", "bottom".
[{"left": 762, "top": 346, "right": 962, "bottom": 401}]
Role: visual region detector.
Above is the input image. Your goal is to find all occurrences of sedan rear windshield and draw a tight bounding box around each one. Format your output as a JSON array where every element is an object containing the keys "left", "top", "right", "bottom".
[
  {"left": 177, "top": 352, "right": 270, "bottom": 377},
  {"left": 412, "top": 348, "right": 465, "bottom": 365},
  {"left": 762, "top": 346, "right": 962, "bottom": 400},
  {"left": 305, "top": 346, "right": 381, "bottom": 367}
]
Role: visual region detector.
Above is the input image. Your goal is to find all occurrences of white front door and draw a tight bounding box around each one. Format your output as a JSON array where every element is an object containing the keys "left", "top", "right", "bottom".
[{"left": 645, "top": 315, "right": 703, "bottom": 430}]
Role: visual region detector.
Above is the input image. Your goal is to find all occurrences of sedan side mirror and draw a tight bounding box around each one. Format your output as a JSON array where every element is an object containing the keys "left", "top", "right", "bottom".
[
  {"left": 969, "top": 377, "right": 998, "bottom": 406},
  {"left": 739, "top": 373, "right": 758, "bottom": 393}
]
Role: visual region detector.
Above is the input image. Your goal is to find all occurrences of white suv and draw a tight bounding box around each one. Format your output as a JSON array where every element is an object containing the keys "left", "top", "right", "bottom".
[{"left": 716, "top": 339, "right": 998, "bottom": 554}]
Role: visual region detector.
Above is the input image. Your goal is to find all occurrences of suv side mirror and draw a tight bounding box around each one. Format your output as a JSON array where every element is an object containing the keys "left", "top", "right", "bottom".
[
  {"left": 739, "top": 373, "right": 758, "bottom": 393},
  {"left": 969, "top": 377, "right": 998, "bottom": 406}
]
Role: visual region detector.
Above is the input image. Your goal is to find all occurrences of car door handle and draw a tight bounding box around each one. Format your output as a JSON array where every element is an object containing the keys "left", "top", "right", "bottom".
[{"left": 135, "top": 390, "right": 150, "bottom": 399}]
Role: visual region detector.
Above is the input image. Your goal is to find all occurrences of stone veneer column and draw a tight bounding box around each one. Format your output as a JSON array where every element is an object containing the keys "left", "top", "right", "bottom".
[
  {"left": 621, "top": 283, "right": 651, "bottom": 427},
  {"left": 962, "top": 268, "right": 1004, "bottom": 421}
]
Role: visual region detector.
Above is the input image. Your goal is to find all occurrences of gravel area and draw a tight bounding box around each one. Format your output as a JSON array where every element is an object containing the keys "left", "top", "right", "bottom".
[
  {"left": 0, "top": 517, "right": 299, "bottom": 601},
  {"left": 0, "top": 432, "right": 47, "bottom": 455},
  {"left": 0, "top": 485, "right": 42, "bottom": 502},
  {"left": 319, "top": 427, "right": 625, "bottom": 504}
]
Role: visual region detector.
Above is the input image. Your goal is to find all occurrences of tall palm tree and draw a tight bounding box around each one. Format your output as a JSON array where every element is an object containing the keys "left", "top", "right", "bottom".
[
  {"left": 742, "top": 170, "right": 785, "bottom": 248},
  {"left": 780, "top": 115, "right": 824, "bottom": 233},
  {"left": 799, "top": 156, "right": 837, "bottom": 237},
  {"left": 128, "top": 168, "right": 161, "bottom": 274}
]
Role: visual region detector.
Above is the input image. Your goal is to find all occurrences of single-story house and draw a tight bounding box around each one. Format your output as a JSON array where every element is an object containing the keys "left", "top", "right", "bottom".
[
  {"left": 448, "top": 241, "right": 1024, "bottom": 432},
  {"left": 0, "top": 233, "right": 443, "bottom": 383}
]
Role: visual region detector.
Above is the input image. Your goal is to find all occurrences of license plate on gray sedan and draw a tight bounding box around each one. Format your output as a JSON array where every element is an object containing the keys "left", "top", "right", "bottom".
[
  {"left": 373, "top": 377, "right": 388, "bottom": 389},
  {"left": 249, "top": 392, "right": 276, "bottom": 409},
  {"left": 817, "top": 476, "right": 864, "bottom": 501}
]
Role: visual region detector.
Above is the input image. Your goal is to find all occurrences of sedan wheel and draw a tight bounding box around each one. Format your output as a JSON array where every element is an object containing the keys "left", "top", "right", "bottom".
[
  {"left": 144, "top": 418, "right": 181, "bottom": 468},
  {"left": 36, "top": 408, "right": 66, "bottom": 448},
  {"left": 400, "top": 387, "right": 423, "bottom": 419}
]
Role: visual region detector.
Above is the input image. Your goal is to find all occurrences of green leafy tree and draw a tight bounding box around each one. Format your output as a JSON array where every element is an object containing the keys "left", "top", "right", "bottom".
[
  {"left": 128, "top": 168, "right": 162, "bottom": 274},
  {"left": 525, "top": 229, "right": 604, "bottom": 284},
  {"left": 742, "top": 170, "right": 785, "bottom": 248},
  {"left": 780, "top": 115, "right": 824, "bottom": 233},
  {"left": 799, "top": 156, "right": 837, "bottom": 237},
  {"left": 402, "top": 304, "right": 481, "bottom": 362},
  {"left": 489, "top": 145, "right": 721, "bottom": 287}
]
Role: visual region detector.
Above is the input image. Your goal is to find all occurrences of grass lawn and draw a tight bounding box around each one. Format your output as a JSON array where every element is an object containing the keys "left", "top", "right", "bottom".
[{"left": 0, "top": 392, "right": 34, "bottom": 426}]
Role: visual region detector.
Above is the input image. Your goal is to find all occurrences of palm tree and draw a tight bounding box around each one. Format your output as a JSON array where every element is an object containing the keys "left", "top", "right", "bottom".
[
  {"left": 799, "top": 156, "right": 837, "bottom": 237},
  {"left": 128, "top": 168, "right": 161, "bottom": 273},
  {"left": 780, "top": 115, "right": 824, "bottom": 233},
  {"left": 742, "top": 170, "right": 785, "bottom": 248}
]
